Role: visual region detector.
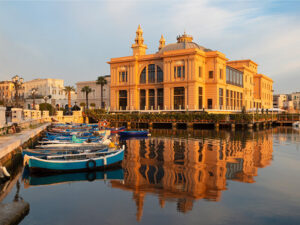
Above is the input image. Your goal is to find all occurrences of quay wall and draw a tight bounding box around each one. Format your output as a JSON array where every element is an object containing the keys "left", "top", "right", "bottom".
[{"left": 0, "top": 123, "right": 50, "bottom": 161}]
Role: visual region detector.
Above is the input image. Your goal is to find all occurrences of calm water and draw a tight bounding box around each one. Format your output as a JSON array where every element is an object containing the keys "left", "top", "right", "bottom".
[{"left": 2, "top": 127, "right": 300, "bottom": 225}]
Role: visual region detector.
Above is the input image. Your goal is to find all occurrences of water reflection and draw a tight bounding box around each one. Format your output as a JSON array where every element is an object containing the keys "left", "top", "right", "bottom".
[
  {"left": 113, "top": 129, "right": 273, "bottom": 221},
  {"left": 22, "top": 169, "right": 124, "bottom": 187}
]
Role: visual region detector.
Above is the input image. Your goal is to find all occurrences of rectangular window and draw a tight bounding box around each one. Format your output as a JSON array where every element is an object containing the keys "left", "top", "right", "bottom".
[
  {"left": 219, "top": 88, "right": 223, "bottom": 109},
  {"left": 119, "top": 71, "right": 127, "bottom": 82},
  {"left": 220, "top": 69, "right": 223, "bottom": 80},
  {"left": 140, "top": 89, "right": 146, "bottom": 110},
  {"left": 199, "top": 66, "right": 202, "bottom": 78},
  {"left": 226, "top": 90, "right": 229, "bottom": 107},
  {"left": 174, "top": 66, "right": 185, "bottom": 79},
  {"left": 198, "top": 87, "right": 203, "bottom": 109},
  {"left": 209, "top": 71, "right": 214, "bottom": 79},
  {"left": 157, "top": 66, "right": 163, "bottom": 83},
  {"left": 174, "top": 87, "right": 185, "bottom": 109},
  {"left": 148, "top": 64, "right": 155, "bottom": 83},
  {"left": 157, "top": 88, "right": 164, "bottom": 110},
  {"left": 207, "top": 99, "right": 213, "bottom": 109},
  {"left": 148, "top": 89, "right": 155, "bottom": 110},
  {"left": 119, "top": 90, "right": 127, "bottom": 110}
]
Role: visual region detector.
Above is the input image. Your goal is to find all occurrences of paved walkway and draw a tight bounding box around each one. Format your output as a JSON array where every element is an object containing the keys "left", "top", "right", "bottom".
[{"left": 0, "top": 123, "right": 50, "bottom": 160}]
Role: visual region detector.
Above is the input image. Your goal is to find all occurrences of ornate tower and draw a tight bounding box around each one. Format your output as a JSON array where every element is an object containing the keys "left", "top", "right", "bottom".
[
  {"left": 177, "top": 31, "right": 193, "bottom": 43},
  {"left": 158, "top": 34, "right": 165, "bottom": 51},
  {"left": 131, "top": 25, "right": 147, "bottom": 56}
]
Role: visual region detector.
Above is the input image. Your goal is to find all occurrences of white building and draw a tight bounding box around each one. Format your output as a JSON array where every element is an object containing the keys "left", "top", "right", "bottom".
[
  {"left": 76, "top": 75, "right": 110, "bottom": 109},
  {"left": 24, "top": 78, "right": 76, "bottom": 109},
  {"left": 273, "top": 94, "right": 288, "bottom": 109},
  {"left": 291, "top": 92, "right": 300, "bottom": 110}
]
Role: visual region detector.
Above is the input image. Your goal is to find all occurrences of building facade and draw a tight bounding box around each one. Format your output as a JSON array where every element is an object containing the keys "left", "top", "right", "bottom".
[
  {"left": 24, "top": 78, "right": 75, "bottom": 109},
  {"left": 108, "top": 26, "right": 273, "bottom": 111},
  {"left": 76, "top": 75, "right": 111, "bottom": 108},
  {"left": 291, "top": 92, "right": 300, "bottom": 110},
  {"left": 0, "top": 81, "right": 24, "bottom": 106}
]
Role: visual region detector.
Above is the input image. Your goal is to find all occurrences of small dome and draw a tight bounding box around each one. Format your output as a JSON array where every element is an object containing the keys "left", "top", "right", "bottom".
[{"left": 158, "top": 42, "right": 212, "bottom": 53}]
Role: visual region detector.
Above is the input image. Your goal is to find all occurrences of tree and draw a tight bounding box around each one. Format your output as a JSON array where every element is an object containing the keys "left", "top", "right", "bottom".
[
  {"left": 81, "top": 86, "right": 92, "bottom": 110},
  {"left": 39, "top": 103, "right": 56, "bottom": 116},
  {"left": 96, "top": 76, "right": 107, "bottom": 108},
  {"left": 63, "top": 86, "right": 75, "bottom": 111}
]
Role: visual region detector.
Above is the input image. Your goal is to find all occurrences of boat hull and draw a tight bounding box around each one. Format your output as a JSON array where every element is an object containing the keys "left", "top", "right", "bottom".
[
  {"left": 119, "top": 131, "right": 148, "bottom": 137},
  {"left": 26, "top": 150, "right": 124, "bottom": 173}
]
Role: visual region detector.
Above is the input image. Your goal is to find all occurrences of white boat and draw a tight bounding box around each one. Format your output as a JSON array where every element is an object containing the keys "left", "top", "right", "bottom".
[{"left": 292, "top": 121, "right": 300, "bottom": 128}]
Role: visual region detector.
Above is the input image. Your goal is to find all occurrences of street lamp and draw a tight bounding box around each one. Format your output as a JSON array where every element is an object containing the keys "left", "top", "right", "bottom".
[
  {"left": 43, "top": 95, "right": 49, "bottom": 103},
  {"left": 31, "top": 88, "right": 38, "bottom": 109},
  {"left": 12, "top": 75, "right": 24, "bottom": 108}
]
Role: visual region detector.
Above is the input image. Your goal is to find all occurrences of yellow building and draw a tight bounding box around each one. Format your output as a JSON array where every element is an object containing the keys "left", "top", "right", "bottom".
[
  {"left": 0, "top": 81, "right": 24, "bottom": 106},
  {"left": 108, "top": 25, "right": 273, "bottom": 111}
]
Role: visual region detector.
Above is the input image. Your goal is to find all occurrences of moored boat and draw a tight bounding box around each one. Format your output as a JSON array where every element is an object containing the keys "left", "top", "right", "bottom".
[
  {"left": 118, "top": 130, "right": 149, "bottom": 137},
  {"left": 23, "top": 147, "right": 125, "bottom": 173}
]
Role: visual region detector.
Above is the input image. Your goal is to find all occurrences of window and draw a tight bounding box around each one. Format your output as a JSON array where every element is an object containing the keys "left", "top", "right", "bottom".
[
  {"left": 148, "top": 89, "right": 155, "bottom": 110},
  {"left": 119, "top": 71, "right": 128, "bottom": 82},
  {"left": 199, "top": 66, "right": 202, "bottom": 78},
  {"left": 207, "top": 99, "right": 213, "bottom": 109},
  {"left": 140, "top": 89, "right": 146, "bottom": 110},
  {"left": 157, "top": 66, "right": 163, "bottom": 83},
  {"left": 140, "top": 68, "right": 146, "bottom": 84},
  {"left": 198, "top": 87, "right": 203, "bottom": 109},
  {"left": 148, "top": 64, "right": 155, "bottom": 83},
  {"left": 209, "top": 71, "right": 214, "bottom": 79},
  {"left": 240, "top": 93, "right": 243, "bottom": 108},
  {"left": 226, "top": 90, "right": 229, "bottom": 107},
  {"left": 119, "top": 90, "right": 127, "bottom": 110},
  {"left": 219, "top": 88, "right": 223, "bottom": 109},
  {"left": 140, "top": 65, "right": 163, "bottom": 84},
  {"left": 220, "top": 69, "right": 223, "bottom": 80},
  {"left": 157, "top": 88, "right": 164, "bottom": 110},
  {"left": 174, "top": 66, "right": 185, "bottom": 78},
  {"left": 174, "top": 87, "right": 185, "bottom": 109}
]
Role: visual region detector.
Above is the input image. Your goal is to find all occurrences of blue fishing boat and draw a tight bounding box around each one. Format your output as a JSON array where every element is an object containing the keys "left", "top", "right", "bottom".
[
  {"left": 24, "top": 148, "right": 125, "bottom": 173},
  {"left": 22, "top": 147, "right": 109, "bottom": 157},
  {"left": 118, "top": 130, "right": 149, "bottom": 137}
]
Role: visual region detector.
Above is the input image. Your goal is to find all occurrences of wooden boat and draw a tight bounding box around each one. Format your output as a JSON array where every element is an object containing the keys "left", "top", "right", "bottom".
[
  {"left": 36, "top": 139, "right": 112, "bottom": 150},
  {"left": 23, "top": 148, "right": 125, "bottom": 173},
  {"left": 118, "top": 130, "right": 149, "bottom": 137},
  {"left": 23, "top": 169, "right": 124, "bottom": 187},
  {"left": 22, "top": 147, "right": 110, "bottom": 157},
  {"left": 108, "top": 126, "right": 126, "bottom": 134}
]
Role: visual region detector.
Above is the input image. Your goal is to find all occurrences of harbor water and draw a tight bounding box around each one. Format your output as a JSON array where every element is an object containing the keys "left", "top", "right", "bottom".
[{"left": 1, "top": 127, "right": 300, "bottom": 225}]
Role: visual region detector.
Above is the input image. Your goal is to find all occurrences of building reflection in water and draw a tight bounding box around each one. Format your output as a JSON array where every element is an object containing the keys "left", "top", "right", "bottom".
[{"left": 110, "top": 129, "right": 273, "bottom": 221}]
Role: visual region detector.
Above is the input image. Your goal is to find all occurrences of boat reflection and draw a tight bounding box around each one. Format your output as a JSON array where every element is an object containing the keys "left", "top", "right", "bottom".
[
  {"left": 22, "top": 168, "right": 124, "bottom": 188},
  {"left": 112, "top": 129, "right": 273, "bottom": 221}
]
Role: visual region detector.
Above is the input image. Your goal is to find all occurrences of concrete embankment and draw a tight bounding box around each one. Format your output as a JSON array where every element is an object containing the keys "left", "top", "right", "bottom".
[
  {"left": 0, "top": 123, "right": 49, "bottom": 225},
  {"left": 0, "top": 201, "right": 30, "bottom": 225},
  {"left": 0, "top": 123, "right": 50, "bottom": 160}
]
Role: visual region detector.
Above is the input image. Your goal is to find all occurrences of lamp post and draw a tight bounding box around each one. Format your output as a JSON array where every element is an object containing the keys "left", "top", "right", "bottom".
[
  {"left": 12, "top": 75, "right": 24, "bottom": 108},
  {"left": 31, "top": 88, "right": 38, "bottom": 109},
  {"left": 43, "top": 95, "right": 49, "bottom": 103}
]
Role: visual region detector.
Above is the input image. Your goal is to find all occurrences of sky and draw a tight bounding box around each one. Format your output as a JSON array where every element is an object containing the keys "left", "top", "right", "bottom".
[{"left": 0, "top": 0, "right": 299, "bottom": 93}]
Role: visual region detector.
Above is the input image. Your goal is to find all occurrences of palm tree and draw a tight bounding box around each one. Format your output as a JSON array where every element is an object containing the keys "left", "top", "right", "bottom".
[
  {"left": 63, "top": 86, "right": 75, "bottom": 111},
  {"left": 96, "top": 76, "right": 107, "bottom": 108},
  {"left": 81, "top": 86, "right": 92, "bottom": 110}
]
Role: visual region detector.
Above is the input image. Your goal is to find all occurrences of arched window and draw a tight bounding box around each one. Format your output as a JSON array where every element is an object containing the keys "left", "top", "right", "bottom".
[
  {"left": 140, "top": 68, "right": 146, "bottom": 84},
  {"left": 140, "top": 64, "right": 164, "bottom": 84}
]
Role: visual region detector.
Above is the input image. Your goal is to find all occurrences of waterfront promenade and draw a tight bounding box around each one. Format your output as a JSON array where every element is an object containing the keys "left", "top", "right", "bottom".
[{"left": 0, "top": 123, "right": 49, "bottom": 160}]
